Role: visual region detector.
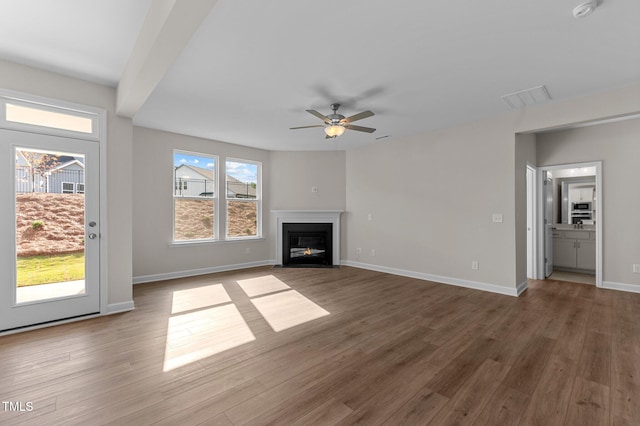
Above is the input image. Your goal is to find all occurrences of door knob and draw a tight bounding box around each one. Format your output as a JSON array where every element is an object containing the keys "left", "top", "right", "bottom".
[{"left": 88, "top": 233, "right": 97, "bottom": 239}]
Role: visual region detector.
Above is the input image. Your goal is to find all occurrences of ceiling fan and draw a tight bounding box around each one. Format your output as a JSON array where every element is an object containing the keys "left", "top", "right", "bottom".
[{"left": 290, "top": 103, "right": 375, "bottom": 139}]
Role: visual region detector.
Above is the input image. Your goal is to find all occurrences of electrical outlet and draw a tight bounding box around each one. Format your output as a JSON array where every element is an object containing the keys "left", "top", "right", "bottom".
[
  {"left": 311, "top": 186, "right": 318, "bottom": 193},
  {"left": 367, "top": 213, "right": 373, "bottom": 221},
  {"left": 471, "top": 261, "right": 479, "bottom": 270},
  {"left": 633, "top": 264, "right": 640, "bottom": 273},
  {"left": 492, "top": 213, "right": 503, "bottom": 223},
  {"left": 370, "top": 249, "right": 376, "bottom": 257},
  {"left": 245, "top": 248, "right": 251, "bottom": 254},
  {"left": 356, "top": 247, "right": 362, "bottom": 254}
]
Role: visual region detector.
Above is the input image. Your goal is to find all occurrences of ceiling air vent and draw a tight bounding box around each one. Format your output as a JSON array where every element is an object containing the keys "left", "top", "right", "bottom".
[{"left": 501, "top": 85, "right": 551, "bottom": 110}]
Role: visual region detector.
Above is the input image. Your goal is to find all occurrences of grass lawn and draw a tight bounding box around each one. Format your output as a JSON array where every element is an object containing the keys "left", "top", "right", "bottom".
[{"left": 16, "top": 253, "right": 85, "bottom": 287}]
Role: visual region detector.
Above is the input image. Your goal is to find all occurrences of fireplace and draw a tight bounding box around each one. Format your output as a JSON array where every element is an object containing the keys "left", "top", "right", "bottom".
[
  {"left": 282, "top": 223, "right": 333, "bottom": 267},
  {"left": 272, "top": 210, "right": 343, "bottom": 266}
]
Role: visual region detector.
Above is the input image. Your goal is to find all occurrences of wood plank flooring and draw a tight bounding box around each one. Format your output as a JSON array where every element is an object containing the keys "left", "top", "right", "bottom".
[{"left": 1, "top": 266, "right": 639, "bottom": 425}]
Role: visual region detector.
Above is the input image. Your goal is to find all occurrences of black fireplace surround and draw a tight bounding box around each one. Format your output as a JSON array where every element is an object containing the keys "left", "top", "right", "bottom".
[{"left": 282, "top": 222, "right": 333, "bottom": 267}]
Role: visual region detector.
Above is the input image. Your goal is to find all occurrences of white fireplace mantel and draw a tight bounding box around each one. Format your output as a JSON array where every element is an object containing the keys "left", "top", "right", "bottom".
[{"left": 272, "top": 210, "right": 343, "bottom": 266}]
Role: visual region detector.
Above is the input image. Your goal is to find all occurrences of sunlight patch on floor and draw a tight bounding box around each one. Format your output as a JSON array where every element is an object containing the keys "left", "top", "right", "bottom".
[
  {"left": 163, "top": 303, "right": 255, "bottom": 372},
  {"left": 171, "top": 283, "right": 231, "bottom": 314},
  {"left": 237, "top": 274, "right": 290, "bottom": 297},
  {"left": 250, "top": 290, "right": 330, "bottom": 332}
]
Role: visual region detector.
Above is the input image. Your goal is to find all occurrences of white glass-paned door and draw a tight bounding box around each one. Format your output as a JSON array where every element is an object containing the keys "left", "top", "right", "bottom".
[{"left": 1, "top": 129, "right": 100, "bottom": 332}]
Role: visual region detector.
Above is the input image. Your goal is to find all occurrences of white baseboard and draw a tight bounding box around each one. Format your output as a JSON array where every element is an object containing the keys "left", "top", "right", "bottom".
[
  {"left": 517, "top": 280, "right": 529, "bottom": 296},
  {"left": 341, "top": 260, "right": 521, "bottom": 297},
  {"left": 106, "top": 300, "right": 135, "bottom": 314},
  {"left": 133, "top": 260, "right": 273, "bottom": 284},
  {"left": 602, "top": 280, "right": 640, "bottom": 294}
]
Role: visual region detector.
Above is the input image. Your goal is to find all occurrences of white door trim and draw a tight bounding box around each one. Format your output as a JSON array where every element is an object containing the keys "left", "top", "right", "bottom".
[
  {"left": 537, "top": 161, "right": 602, "bottom": 287},
  {"left": 526, "top": 164, "right": 538, "bottom": 279}
]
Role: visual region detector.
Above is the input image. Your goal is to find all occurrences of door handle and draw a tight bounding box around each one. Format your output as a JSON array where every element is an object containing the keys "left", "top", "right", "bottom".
[{"left": 88, "top": 233, "right": 97, "bottom": 240}]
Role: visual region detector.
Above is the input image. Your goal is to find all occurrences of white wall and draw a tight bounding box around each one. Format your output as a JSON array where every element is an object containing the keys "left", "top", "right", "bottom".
[
  {"left": 0, "top": 59, "right": 134, "bottom": 307},
  {"left": 132, "top": 126, "right": 271, "bottom": 281},
  {"left": 269, "top": 151, "right": 347, "bottom": 261},
  {"left": 537, "top": 117, "right": 640, "bottom": 289}
]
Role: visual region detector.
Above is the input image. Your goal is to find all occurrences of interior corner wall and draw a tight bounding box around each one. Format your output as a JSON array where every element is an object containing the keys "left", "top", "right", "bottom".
[
  {"left": 537, "top": 117, "right": 640, "bottom": 289},
  {"left": 131, "top": 126, "right": 271, "bottom": 280},
  {"left": 268, "top": 151, "right": 347, "bottom": 261},
  {"left": 0, "top": 59, "right": 134, "bottom": 307},
  {"left": 345, "top": 84, "right": 640, "bottom": 294}
]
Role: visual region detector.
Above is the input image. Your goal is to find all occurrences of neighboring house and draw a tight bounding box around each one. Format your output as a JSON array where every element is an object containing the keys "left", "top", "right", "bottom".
[
  {"left": 174, "top": 164, "right": 215, "bottom": 197},
  {"left": 15, "top": 151, "right": 85, "bottom": 194},
  {"left": 174, "top": 164, "right": 256, "bottom": 198},
  {"left": 227, "top": 175, "right": 256, "bottom": 199},
  {"left": 49, "top": 159, "right": 85, "bottom": 194}
]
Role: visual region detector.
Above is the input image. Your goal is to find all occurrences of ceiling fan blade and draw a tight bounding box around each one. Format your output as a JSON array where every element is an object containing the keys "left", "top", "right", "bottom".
[
  {"left": 342, "top": 110, "right": 374, "bottom": 124},
  {"left": 344, "top": 124, "right": 376, "bottom": 133},
  {"left": 289, "top": 125, "right": 325, "bottom": 130},
  {"left": 306, "top": 109, "right": 331, "bottom": 123}
]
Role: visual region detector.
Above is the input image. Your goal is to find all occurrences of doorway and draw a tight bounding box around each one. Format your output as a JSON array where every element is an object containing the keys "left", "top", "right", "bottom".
[
  {"left": 0, "top": 92, "right": 104, "bottom": 332},
  {"left": 1, "top": 130, "right": 100, "bottom": 331},
  {"left": 533, "top": 162, "right": 603, "bottom": 287}
]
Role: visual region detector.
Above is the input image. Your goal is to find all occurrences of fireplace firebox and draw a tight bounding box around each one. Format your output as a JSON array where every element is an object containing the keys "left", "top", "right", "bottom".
[{"left": 282, "top": 223, "right": 333, "bottom": 267}]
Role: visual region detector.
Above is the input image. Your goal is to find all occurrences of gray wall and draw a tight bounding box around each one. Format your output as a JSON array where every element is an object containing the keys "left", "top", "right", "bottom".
[
  {"left": 0, "top": 59, "right": 134, "bottom": 307},
  {"left": 346, "top": 84, "right": 640, "bottom": 293},
  {"left": 269, "top": 151, "right": 347, "bottom": 261},
  {"left": 537, "top": 117, "right": 640, "bottom": 288},
  {"left": 132, "top": 126, "right": 271, "bottom": 279},
  {"left": 345, "top": 116, "right": 519, "bottom": 290}
]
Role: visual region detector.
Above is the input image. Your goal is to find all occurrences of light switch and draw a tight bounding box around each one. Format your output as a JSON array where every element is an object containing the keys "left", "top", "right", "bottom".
[
  {"left": 492, "top": 213, "right": 503, "bottom": 223},
  {"left": 311, "top": 186, "right": 318, "bottom": 193}
]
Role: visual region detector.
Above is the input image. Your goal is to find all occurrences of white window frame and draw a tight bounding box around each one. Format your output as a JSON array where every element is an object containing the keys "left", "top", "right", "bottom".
[
  {"left": 0, "top": 93, "right": 100, "bottom": 141},
  {"left": 76, "top": 182, "right": 85, "bottom": 194},
  {"left": 61, "top": 181, "right": 75, "bottom": 194},
  {"left": 172, "top": 150, "right": 218, "bottom": 243},
  {"left": 225, "top": 157, "right": 262, "bottom": 240}
]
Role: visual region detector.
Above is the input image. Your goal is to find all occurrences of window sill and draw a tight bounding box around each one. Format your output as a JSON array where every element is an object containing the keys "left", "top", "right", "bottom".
[{"left": 169, "top": 237, "right": 265, "bottom": 247}]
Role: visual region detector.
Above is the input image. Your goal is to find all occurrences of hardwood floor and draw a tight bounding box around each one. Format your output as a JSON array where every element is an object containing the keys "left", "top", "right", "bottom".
[{"left": 1, "top": 266, "right": 639, "bottom": 425}]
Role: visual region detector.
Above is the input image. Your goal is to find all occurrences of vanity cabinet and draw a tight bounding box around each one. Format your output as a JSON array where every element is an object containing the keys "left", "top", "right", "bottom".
[{"left": 553, "top": 230, "right": 595, "bottom": 272}]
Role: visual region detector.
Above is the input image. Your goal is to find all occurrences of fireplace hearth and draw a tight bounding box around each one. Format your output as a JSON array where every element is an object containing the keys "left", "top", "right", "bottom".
[{"left": 282, "top": 223, "right": 333, "bottom": 267}]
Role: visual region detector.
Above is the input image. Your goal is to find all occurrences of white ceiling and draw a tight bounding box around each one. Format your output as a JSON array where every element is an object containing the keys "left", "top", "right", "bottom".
[{"left": 1, "top": 0, "right": 638, "bottom": 151}]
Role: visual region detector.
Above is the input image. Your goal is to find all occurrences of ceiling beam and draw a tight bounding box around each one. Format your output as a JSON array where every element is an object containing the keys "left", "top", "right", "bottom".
[{"left": 116, "top": 0, "right": 219, "bottom": 118}]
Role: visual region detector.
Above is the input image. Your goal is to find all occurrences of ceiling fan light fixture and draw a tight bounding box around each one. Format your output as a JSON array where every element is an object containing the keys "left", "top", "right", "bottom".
[
  {"left": 573, "top": 0, "right": 597, "bottom": 19},
  {"left": 324, "top": 125, "right": 345, "bottom": 137}
]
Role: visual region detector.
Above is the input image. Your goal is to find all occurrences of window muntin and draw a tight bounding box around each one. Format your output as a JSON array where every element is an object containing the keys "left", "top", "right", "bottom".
[
  {"left": 226, "top": 159, "right": 260, "bottom": 238},
  {"left": 173, "top": 151, "right": 217, "bottom": 242}
]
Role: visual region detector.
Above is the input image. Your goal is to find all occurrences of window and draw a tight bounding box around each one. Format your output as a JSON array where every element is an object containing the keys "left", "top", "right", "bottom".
[
  {"left": 173, "top": 151, "right": 217, "bottom": 242},
  {"left": 62, "top": 182, "right": 74, "bottom": 194},
  {"left": 6, "top": 103, "right": 93, "bottom": 134},
  {"left": 226, "top": 159, "right": 260, "bottom": 238},
  {"left": 76, "top": 183, "right": 85, "bottom": 194}
]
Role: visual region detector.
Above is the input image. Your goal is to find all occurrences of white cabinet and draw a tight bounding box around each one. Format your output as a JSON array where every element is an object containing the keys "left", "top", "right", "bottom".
[
  {"left": 569, "top": 186, "right": 594, "bottom": 204},
  {"left": 552, "top": 230, "right": 595, "bottom": 272}
]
